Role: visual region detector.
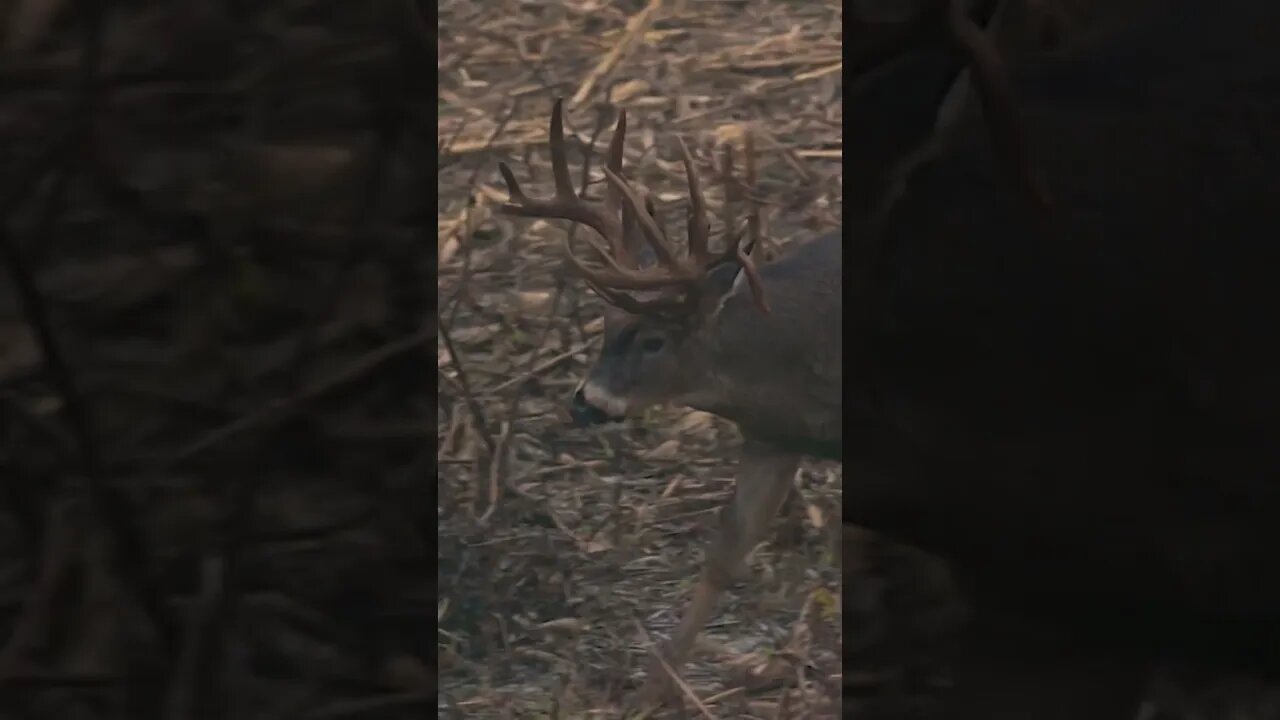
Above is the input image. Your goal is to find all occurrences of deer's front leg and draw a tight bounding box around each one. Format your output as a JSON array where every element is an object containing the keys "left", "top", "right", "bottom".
[{"left": 639, "top": 440, "right": 802, "bottom": 704}]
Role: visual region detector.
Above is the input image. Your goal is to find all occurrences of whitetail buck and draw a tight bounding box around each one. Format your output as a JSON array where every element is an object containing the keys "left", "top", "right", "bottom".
[
  {"left": 850, "top": 0, "right": 1280, "bottom": 717},
  {"left": 497, "top": 101, "right": 840, "bottom": 705}
]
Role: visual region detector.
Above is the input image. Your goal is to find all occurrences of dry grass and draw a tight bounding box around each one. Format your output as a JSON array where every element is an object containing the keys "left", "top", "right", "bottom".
[{"left": 437, "top": 0, "right": 842, "bottom": 717}]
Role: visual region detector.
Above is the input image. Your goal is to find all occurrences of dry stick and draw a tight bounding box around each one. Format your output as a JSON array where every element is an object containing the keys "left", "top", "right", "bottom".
[
  {"left": 305, "top": 691, "right": 433, "bottom": 720},
  {"left": 0, "top": 190, "right": 90, "bottom": 466},
  {"left": 477, "top": 421, "right": 512, "bottom": 525},
  {"left": 477, "top": 292, "right": 571, "bottom": 511},
  {"left": 0, "top": 0, "right": 106, "bottom": 218},
  {"left": 631, "top": 618, "right": 719, "bottom": 720},
  {"left": 0, "top": 500, "right": 81, "bottom": 678},
  {"left": 476, "top": 106, "right": 612, "bottom": 517},
  {"left": 441, "top": 98, "right": 525, "bottom": 320},
  {"left": 570, "top": 0, "right": 664, "bottom": 109},
  {"left": 158, "top": 325, "right": 434, "bottom": 466},
  {"left": 163, "top": 554, "right": 224, "bottom": 720},
  {"left": 464, "top": 96, "right": 524, "bottom": 189},
  {"left": 437, "top": 312, "right": 496, "bottom": 457},
  {"left": 794, "top": 60, "right": 841, "bottom": 82},
  {"left": 0, "top": 0, "right": 177, "bottom": 677},
  {"left": 721, "top": 143, "right": 736, "bottom": 250},
  {"left": 62, "top": 526, "right": 128, "bottom": 679},
  {"left": 438, "top": 113, "right": 473, "bottom": 172},
  {"left": 283, "top": 92, "right": 403, "bottom": 390},
  {"left": 0, "top": 671, "right": 125, "bottom": 688},
  {"left": 468, "top": 26, "right": 559, "bottom": 95},
  {"left": 743, "top": 131, "right": 764, "bottom": 258},
  {"left": 492, "top": 105, "right": 610, "bottom": 402},
  {"left": 774, "top": 678, "right": 794, "bottom": 720},
  {"left": 487, "top": 337, "right": 598, "bottom": 394},
  {"left": 775, "top": 142, "right": 815, "bottom": 185},
  {"left": 443, "top": 205, "right": 480, "bottom": 320}
]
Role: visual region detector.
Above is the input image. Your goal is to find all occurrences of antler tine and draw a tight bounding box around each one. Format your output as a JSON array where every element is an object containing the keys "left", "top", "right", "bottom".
[
  {"left": 602, "top": 167, "right": 683, "bottom": 271},
  {"left": 499, "top": 99, "right": 772, "bottom": 316},
  {"left": 604, "top": 111, "right": 627, "bottom": 212},
  {"left": 560, "top": 243, "right": 695, "bottom": 290},
  {"left": 604, "top": 109, "right": 636, "bottom": 266},
  {"left": 676, "top": 137, "right": 712, "bottom": 265},
  {"left": 547, "top": 98, "right": 577, "bottom": 198},
  {"left": 497, "top": 99, "right": 623, "bottom": 250},
  {"left": 560, "top": 174, "right": 698, "bottom": 292},
  {"left": 717, "top": 133, "right": 770, "bottom": 314}
]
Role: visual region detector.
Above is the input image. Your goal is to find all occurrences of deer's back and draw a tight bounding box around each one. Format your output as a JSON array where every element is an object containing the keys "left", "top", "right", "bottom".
[{"left": 701, "top": 231, "right": 842, "bottom": 459}]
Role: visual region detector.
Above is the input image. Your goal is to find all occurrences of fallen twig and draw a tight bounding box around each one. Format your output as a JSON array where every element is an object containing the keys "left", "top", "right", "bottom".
[
  {"left": 570, "top": 0, "right": 665, "bottom": 109},
  {"left": 154, "top": 325, "right": 433, "bottom": 467},
  {"left": 305, "top": 691, "right": 433, "bottom": 719},
  {"left": 163, "top": 554, "right": 224, "bottom": 720},
  {"left": 438, "top": 311, "right": 496, "bottom": 457},
  {"left": 487, "top": 337, "right": 598, "bottom": 394},
  {"left": 631, "top": 617, "right": 719, "bottom": 720},
  {"left": 0, "top": 497, "right": 81, "bottom": 678}
]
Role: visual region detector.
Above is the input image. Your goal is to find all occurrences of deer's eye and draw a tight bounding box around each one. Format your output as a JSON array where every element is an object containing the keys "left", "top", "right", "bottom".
[{"left": 640, "top": 337, "right": 665, "bottom": 354}]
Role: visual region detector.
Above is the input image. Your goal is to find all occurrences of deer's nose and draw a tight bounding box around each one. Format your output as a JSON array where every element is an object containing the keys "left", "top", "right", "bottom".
[{"left": 570, "top": 387, "right": 615, "bottom": 427}]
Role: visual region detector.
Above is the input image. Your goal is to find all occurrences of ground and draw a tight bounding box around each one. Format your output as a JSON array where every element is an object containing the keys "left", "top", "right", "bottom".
[
  {"left": 2, "top": 3, "right": 431, "bottom": 719},
  {"left": 439, "top": 3, "right": 1280, "bottom": 718},
  {"left": 437, "top": 0, "right": 843, "bottom": 716}
]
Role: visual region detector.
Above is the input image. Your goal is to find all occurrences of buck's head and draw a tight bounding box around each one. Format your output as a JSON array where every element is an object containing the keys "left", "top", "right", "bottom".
[{"left": 498, "top": 100, "right": 769, "bottom": 426}]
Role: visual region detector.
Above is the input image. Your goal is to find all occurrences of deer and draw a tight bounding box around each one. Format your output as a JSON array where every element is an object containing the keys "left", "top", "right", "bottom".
[
  {"left": 848, "top": 0, "right": 1280, "bottom": 717},
  {"left": 496, "top": 100, "right": 840, "bottom": 706}
]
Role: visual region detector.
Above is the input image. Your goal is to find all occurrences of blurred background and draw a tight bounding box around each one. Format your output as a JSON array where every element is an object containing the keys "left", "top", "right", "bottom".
[
  {"left": 437, "top": 0, "right": 842, "bottom": 716},
  {"left": 0, "top": 1, "right": 431, "bottom": 718},
  {"left": 850, "top": 2, "right": 1280, "bottom": 719}
]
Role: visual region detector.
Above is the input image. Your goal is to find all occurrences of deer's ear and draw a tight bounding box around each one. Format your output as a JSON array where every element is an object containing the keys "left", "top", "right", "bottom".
[{"left": 696, "top": 262, "right": 746, "bottom": 315}]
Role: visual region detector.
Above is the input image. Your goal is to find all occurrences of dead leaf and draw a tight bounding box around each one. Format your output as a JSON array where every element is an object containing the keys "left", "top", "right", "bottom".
[
  {"left": 810, "top": 587, "right": 839, "bottom": 620},
  {"left": 713, "top": 123, "right": 746, "bottom": 147},
  {"left": 642, "top": 439, "right": 682, "bottom": 461},
  {"left": 609, "top": 79, "right": 650, "bottom": 103},
  {"left": 673, "top": 410, "right": 717, "bottom": 436},
  {"left": 536, "top": 617, "right": 586, "bottom": 634},
  {"left": 439, "top": 235, "right": 460, "bottom": 265},
  {"left": 806, "top": 502, "right": 826, "bottom": 529},
  {"left": 511, "top": 290, "right": 553, "bottom": 315}
]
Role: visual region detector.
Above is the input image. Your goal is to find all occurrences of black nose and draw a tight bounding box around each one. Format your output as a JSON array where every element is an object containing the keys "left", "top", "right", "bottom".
[{"left": 570, "top": 388, "right": 616, "bottom": 427}]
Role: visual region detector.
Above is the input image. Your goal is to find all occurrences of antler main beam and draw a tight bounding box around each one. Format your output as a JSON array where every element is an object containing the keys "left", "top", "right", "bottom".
[{"left": 497, "top": 99, "right": 770, "bottom": 315}]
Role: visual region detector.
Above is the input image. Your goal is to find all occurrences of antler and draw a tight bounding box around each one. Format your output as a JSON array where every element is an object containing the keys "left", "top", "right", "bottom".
[{"left": 497, "top": 99, "right": 769, "bottom": 315}]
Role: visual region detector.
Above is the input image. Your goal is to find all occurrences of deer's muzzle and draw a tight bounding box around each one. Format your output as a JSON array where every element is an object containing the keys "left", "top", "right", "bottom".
[{"left": 570, "top": 386, "right": 623, "bottom": 427}]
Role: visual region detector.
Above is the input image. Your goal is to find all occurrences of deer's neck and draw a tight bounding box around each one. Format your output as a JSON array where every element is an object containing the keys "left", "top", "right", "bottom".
[{"left": 682, "top": 329, "right": 840, "bottom": 457}]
